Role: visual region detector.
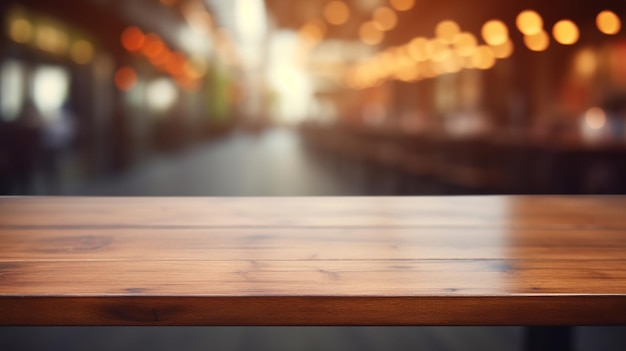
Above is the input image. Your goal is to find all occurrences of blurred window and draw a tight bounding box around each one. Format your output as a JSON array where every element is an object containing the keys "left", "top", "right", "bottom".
[
  {"left": 1, "top": 60, "right": 26, "bottom": 122},
  {"left": 32, "top": 65, "right": 69, "bottom": 119}
]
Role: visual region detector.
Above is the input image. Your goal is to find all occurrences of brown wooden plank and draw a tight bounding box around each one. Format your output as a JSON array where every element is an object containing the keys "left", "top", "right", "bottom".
[
  {"left": 1, "top": 260, "right": 626, "bottom": 296},
  {"left": 0, "top": 227, "right": 625, "bottom": 261},
  {"left": 2, "top": 296, "right": 625, "bottom": 326},
  {"left": 0, "top": 196, "right": 625, "bottom": 326},
  {"left": 1, "top": 196, "right": 626, "bottom": 228}
]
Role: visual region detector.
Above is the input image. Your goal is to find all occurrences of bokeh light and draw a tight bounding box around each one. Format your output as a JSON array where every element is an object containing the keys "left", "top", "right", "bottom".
[
  {"left": 453, "top": 32, "right": 478, "bottom": 57},
  {"left": 553, "top": 20, "right": 579, "bottom": 45},
  {"left": 436, "top": 20, "right": 461, "bottom": 44},
  {"left": 142, "top": 34, "right": 165, "bottom": 58},
  {"left": 596, "top": 10, "right": 621, "bottom": 35},
  {"left": 70, "top": 40, "right": 94, "bottom": 65},
  {"left": 482, "top": 20, "right": 509, "bottom": 46},
  {"left": 121, "top": 26, "right": 145, "bottom": 52},
  {"left": 389, "top": 0, "right": 415, "bottom": 12},
  {"left": 164, "top": 52, "right": 185, "bottom": 77},
  {"left": 440, "top": 54, "right": 462, "bottom": 74},
  {"left": 516, "top": 10, "right": 543, "bottom": 36},
  {"left": 359, "top": 21, "right": 384, "bottom": 45},
  {"left": 324, "top": 1, "right": 350, "bottom": 26},
  {"left": 299, "top": 20, "right": 326, "bottom": 43},
  {"left": 524, "top": 30, "right": 550, "bottom": 52},
  {"left": 573, "top": 48, "right": 598, "bottom": 78},
  {"left": 32, "top": 66, "right": 69, "bottom": 115},
  {"left": 490, "top": 39, "right": 513, "bottom": 59},
  {"left": 407, "top": 37, "right": 429, "bottom": 61},
  {"left": 584, "top": 107, "right": 606, "bottom": 130},
  {"left": 114, "top": 66, "right": 138, "bottom": 91},
  {"left": 36, "top": 26, "right": 69, "bottom": 55},
  {"left": 9, "top": 18, "right": 33, "bottom": 44},
  {"left": 473, "top": 45, "right": 496, "bottom": 70},
  {"left": 151, "top": 49, "right": 172, "bottom": 67},
  {"left": 372, "top": 7, "right": 397, "bottom": 31},
  {"left": 427, "top": 39, "right": 450, "bottom": 62},
  {"left": 146, "top": 78, "right": 178, "bottom": 111}
]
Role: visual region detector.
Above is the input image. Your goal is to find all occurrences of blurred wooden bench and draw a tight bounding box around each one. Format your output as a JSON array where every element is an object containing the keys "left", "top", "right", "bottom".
[{"left": 1, "top": 197, "right": 625, "bottom": 349}]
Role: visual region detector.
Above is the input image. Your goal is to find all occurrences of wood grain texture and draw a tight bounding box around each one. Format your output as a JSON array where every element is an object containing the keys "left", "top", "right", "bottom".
[{"left": 0, "top": 196, "right": 625, "bottom": 326}]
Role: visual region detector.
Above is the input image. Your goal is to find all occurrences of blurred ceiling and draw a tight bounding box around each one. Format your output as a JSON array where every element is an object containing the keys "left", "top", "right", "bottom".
[
  {"left": 263, "top": 0, "right": 626, "bottom": 46},
  {"left": 5, "top": 0, "right": 626, "bottom": 56}
]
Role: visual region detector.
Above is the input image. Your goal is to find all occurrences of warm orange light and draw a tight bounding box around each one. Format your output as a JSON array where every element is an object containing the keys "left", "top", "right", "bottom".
[
  {"left": 524, "top": 30, "right": 549, "bottom": 52},
  {"left": 177, "top": 76, "right": 201, "bottom": 93},
  {"left": 420, "top": 60, "right": 437, "bottom": 78},
  {"left": 596, "top": 10, "right": 621, "bottom": 35},
  {"left": 141, "top": 34, "right": 165, "bottom": 58},
  {"left": 396, "top": 65, "right": 420, "bottom": 82},
  {"left": 436, "top": 20, "right": 461, "bottom": 44},
  {"left": 553, "top": 20, "right": 579, "bottom": 45},
  {"left": 472, "top": 46, "right": 496, "bottom": 70},
  {"left": 9, "top": 18, "right": 33, "bottom": 43},
  {"left": 345, "top": 69, "right": 359, "bottom": 90},
  {"left": 35, "top": 26, "right": 69, "bottom": 55},
  {"left": 490, "top": 39, "right": 513, "bottom": 59},
  {"left": 150, "top": 49, "right": 172, "bottom": 67},
  {"left": 299, "top": 21, "right": 325, "bottom": 43},
  {"left": 189, "top": 56, "right": 208, "bottom": 76},
  {"left": 379, "top": 51, "right": 396, "bottom": 75},
  {"left": 372, "top": 7, "right": 397, "bottom": 31},
  {"left": 481, "top": 20, "right": 508, "bottom": 46},
  {"left": 516, "top": 10, "right": 543, "bottom": 36},
  {"left": 114, "top": 66, "right": 137, "bottom": 91},
  {"left": 360, "top": 22, "right": 384, "bottom": 45},
  {"left": 461, "top": 55, "right": 476, "bottom": 69},
  {"left": 453, "top": 32, "right": 477, "bottom": 57},
  {"left": 407, "top": 37, "right": 429, "bottom": 61},
  {"left": 324, "top": 1, "right": 350, "bottom": 26},
  {"left": 121, "top": 27, "right": 145, "bottom": 52},
  {"left": 427, "top": 39, "right": 450, "bottom": 62},
  {"left": 70, "top": 40, "right": 94, "bottom": 65},
  {"left": 160, "top": 0, "right": 177, "bottom": 5},
  {"left": 585, "top": 107, "right": 606, "bottom": 129},
  {"left": 165, "top": 52, "right": 186, "bottom": 77},
  {"left": 389, "top": 0, "right": 415, "bottom": 12},
  {"left": 440, "top": 54, "right": 462, "bottom": 74},
  {"left": 573, "top": 48, "right": 597, "bottom": 78},
  {"left": 184, "top": 61, "right": 203, "bottom": 80}
]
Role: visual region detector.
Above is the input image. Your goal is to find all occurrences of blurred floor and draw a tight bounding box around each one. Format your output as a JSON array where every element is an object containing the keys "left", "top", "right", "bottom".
[
  {"left": 0, "top": 327, "right": 523, "bottom": 351},
  {"left": 60, "top": 127, "right": 364, "bottom": 196},
  {"left": 1, "top": 326, "right": 626, "bottom": 351}
]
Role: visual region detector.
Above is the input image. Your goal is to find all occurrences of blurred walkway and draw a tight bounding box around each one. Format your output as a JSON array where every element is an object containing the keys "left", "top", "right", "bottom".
[{"left": 63, "top": 127, "right": 362, "bottom": 196}]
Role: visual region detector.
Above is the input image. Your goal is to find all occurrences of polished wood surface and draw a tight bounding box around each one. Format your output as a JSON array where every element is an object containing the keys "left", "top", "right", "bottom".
[{"left": 1, "top": 196, "right": 625, "bottom": 325}]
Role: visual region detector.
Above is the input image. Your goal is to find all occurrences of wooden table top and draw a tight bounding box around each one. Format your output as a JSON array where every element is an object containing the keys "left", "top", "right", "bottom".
[{"left": 1, "top": 196, "right": 625, "bottom": 326}]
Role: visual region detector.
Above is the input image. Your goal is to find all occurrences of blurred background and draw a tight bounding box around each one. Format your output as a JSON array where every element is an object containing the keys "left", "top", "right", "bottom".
[
  {"left": 0, "top": 0, "right": 625, "bottom": 196},
  {"left": 1, "top": 0, "right": 626, "bottom": 350}
]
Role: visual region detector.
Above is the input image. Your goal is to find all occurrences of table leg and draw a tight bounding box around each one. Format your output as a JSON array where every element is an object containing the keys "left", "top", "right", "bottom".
[{"left": 525, "top": 326, "right": 573, "bottom": 351}]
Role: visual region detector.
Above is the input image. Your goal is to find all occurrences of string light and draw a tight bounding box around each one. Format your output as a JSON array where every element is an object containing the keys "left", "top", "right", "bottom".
[
  {"left": 524, "top": 30, "right": 549, "bottom": 52},
  {"left": 389, "top": 0, "right": 415, "bottom": 12},
  {"left": 324, "top": 1, "right": 350, "bottom": 26},
  {"left": 435, "top": 20, "right": 461, "bottom": 44},
  {"left": 372, "top": 7, "right": 398, "bottom": 31},
  {"left": 359, "top": 21, "right": 384, "bottom": 45},
  {"left": 516, "top": 10, "right": 543, "bottom": 36},
  {"left": 482, "top": 20, "right": 509, "bottom": 46},
  {"left": 553, "top": 20, "right": 579, "bottom": 45},
  {"left": 596, "top": 10, "right": 621, "bottom": 35}
]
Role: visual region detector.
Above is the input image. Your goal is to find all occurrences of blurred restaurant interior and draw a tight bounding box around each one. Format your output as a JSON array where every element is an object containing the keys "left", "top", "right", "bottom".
[
  {"left": 1, "top": 0, "right": 626, "bottom": 196},
  {"left": 2, "top": 2, "right": 626, "bottom": 351}
]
